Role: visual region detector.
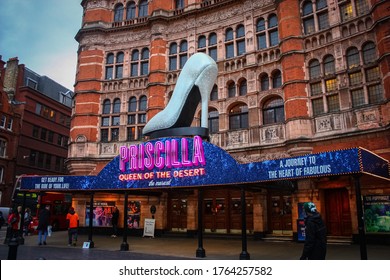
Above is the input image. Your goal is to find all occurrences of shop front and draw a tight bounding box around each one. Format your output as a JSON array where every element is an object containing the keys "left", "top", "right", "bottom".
[{"left": 18, "top": 136, "right": 390, "bottom": 258}]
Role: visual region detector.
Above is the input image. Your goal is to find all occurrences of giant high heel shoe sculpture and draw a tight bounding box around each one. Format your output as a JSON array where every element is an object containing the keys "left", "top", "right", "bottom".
[{"left": 143, "top": 52, "right": 218, "bottom": 139}]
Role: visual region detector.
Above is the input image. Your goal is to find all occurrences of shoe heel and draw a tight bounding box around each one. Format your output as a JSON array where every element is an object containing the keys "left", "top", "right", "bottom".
[{"left": 195, "top": 64, "right": 218, "bottom": 128}]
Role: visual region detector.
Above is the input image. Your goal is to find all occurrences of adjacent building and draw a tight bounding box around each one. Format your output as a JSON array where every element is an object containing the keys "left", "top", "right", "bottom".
[
  {"left": 66, "top": 0, "right": 389, "bottom": 242},
  {"left": 0, "top": 56, "right": 73, "bottom": 207}
]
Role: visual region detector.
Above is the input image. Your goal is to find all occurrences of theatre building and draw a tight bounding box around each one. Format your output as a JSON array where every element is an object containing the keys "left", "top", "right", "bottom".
[{"left": 30, "top": 0, "right": 388, "bottom": 245}]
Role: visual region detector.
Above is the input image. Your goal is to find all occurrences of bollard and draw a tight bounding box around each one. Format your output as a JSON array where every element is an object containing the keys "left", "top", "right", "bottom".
[{"left": 7, "top": 237, "right": 19, "bottom": 260}]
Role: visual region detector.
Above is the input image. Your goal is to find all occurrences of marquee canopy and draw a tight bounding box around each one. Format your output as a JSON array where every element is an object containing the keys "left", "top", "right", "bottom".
[{"left": 19, "top": 137, "right": 389, "bottom": 192}]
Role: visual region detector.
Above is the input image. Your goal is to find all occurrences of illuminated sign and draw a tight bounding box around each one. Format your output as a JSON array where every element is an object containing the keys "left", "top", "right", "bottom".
[{"left": 118, "top": 136, "right": 206, "bottom": 182}]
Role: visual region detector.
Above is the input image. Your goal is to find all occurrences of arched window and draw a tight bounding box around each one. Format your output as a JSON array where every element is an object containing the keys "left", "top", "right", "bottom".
[
  {"left": 169, "top": 42, "right": 178, "bottom": 70},
  {"left": 346, "top": 47, "right": 360, "bottom": 69},
  {"left": 268, "top": 14, "right": 279, "bottom": 46},
  {"left": 128, "top": 97, "right": 137, "bottom": 112},
  {"left": 114, "top": 4, "right": 124, "bottom": 22},
  {"left": 139, "top": 0, "right": 148, "bottom": 17},
  {"left": 176, "top": 0, "right": 184, "bottom": 9},
  {"left": 105, "top": 53, "right": 114, "bottom": 79},
  {"left": 309, "top": 60, "right": 321, "bottom": 79},
  {"left": 139, "top": 95, "right": 147, "bottom": 111},
  {"left": 225, "top": 28, "right": 234, "bottom": 59},
  {"left": 209, "top": 33, "right": 218, "bottom": 61},
  {"left": 113, "top": 98, "right": 121, "bottom": 113},
  {"left": 208, "top": 109, "right": 219, "bottom": 134},
  {"left": 236, "top": 24, "right": 246, "bottom": 56},
  {"left": 141, "top": 48, "right": 149, "bottom": 75},
  {"left": 256, "top": 18, "right": 266, "bottom": 49},
  {"left": 263, "top": 98, "right": 285, "bottom": 125},
  {"left": 198, "top": 35, "right": 206, "bottom": 49},
  {"left": 126, "top": 2, "right": 136, "bottom": 19},
  {"left": 179, "top": 40, "right": 188, "bottom": 69},
  {"left": 131, "top": 49, "right": 139, "bottom": 77},
  {"left": 229, "top": 103, "right": 248, "bottom": 130},
  {"left": 272, "top": 70, "right": 282, "bottom": 88},
  {"left": 362, "top": 42, "right": 376, "bottom": 64},
  {"left": 323, "top": 55, "right": 335, "bottom": 75},
  {"left": 260, "top": 74, "right": 269, "bottom": 91},
  {"left": 103, "top": 99, "right": 111, "bottom": 114},
  {"left": 228, "top": 82, "right": 236, "bottom": 98},
  {"left": 239, "top": 80, "right": 247, "bottom": 96},
  {"left": 115, "top": 52, "right": 124, "bottom": 79},
  {"left": 210, "top": 85, "right": 218, "bottom": 101}
]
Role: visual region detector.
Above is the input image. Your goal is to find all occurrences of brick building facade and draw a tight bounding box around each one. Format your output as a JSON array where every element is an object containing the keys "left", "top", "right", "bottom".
[
  {"left": 68, "top": 0, "right": 389, "bottom": 241},
  {"left": 0, "top": 56, "right": 72, "bottom": 207}
]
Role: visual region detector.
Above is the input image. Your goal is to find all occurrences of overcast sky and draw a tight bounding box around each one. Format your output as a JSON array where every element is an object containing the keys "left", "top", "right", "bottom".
[{"left": 0, "top": 0, "right": 83, "bottom": 90}]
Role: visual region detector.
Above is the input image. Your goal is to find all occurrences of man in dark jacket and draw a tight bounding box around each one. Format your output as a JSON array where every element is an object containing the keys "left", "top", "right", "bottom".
[
  {"left": 300, "top": 202, "right": 327, "bottom": 260},
  {"left": 37, "top": 205, "right": 51, "bottom": 245}
]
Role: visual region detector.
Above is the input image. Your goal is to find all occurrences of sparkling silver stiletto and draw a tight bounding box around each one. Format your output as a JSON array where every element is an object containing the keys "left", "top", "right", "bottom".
[{"left": 143, "top": 52, "right": 218, "bottom": 139}]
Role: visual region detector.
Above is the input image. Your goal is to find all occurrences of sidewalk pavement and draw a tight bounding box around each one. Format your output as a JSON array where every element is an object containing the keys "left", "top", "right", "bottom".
[{"left": 0, "top": 228, "right": 389, "bottom": 260}]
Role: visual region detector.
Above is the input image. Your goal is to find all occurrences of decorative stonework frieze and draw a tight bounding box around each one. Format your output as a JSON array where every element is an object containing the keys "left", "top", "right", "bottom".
[
  {"left": 260, "top": 124, "right": 285, "bottom": 144},
  {"left": 227, "top": 130, "right": 249, "bottom": 146},
  {"left": 101, "top": 143, "right": 118, "bottom": 155},
  {"left": 315, "top": 114, "right": 342, "bottom": 133},
  {"left": 355, "top": 108, "right": 380, "bottom": 129}
]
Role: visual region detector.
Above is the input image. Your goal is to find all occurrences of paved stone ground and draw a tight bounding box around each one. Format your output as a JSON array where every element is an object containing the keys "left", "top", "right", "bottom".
[{"left": 0, "top": 228, "right": 389, "bottom": 260}]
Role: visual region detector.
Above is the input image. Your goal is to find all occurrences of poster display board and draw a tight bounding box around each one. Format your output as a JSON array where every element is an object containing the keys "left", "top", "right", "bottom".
[
  {"left": 85, "top": 201, "right": 116, "bottom": 227},
  {"left": 128, "top": 201, "right": 141, "bottom": 229},
  {"left": 363, "top": 195, "right": 390, "bottom": 233},
  {"left": 143, "top": 218, "right": 155, "bottom": 238}
]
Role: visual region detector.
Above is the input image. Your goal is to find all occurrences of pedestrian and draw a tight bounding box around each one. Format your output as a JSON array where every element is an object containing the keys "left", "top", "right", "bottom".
[
  {"left": 7, "top": 208, "right": 20, "bottom": 239},
  {"left": 300, "top": 202, "right": 327, "bottom": 260},
  {"left": 0, "top": 211, "right": 5, "bottom": 230},
  {"left": 23, "top": 207, "right": 32, "bottom": 236},
  {"left": 37, "top": 205, "right": 51, "bottom": 245},
  {"left": 111, "top": 206, "right": 119, "bottom": 237},
  {"left": 66, "top": 207, "right": 79, "bottom": 246}
]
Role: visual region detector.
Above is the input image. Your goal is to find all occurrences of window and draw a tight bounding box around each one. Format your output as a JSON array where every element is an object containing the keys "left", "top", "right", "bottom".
[
  {"left": 368, "top": 84, "right": 382, "bottom": 104},
  {"left": 105, "top": 53, "right": 114, "bottom": 79},
  {"left": 351, "top": 88, "right": 365, "bottom": 107},
  {"left": 340, "top": 1, "right": 353, "bottom": 22},
  {"left": 349, "top": 72, "right": 362, "bottom": 86},
  {"left": 355, "top": 0, "right": 369, "bottom": 16},
  {"left": 228, "top": 82, "right": 236, "bottom": 98},
  {"left": 362, "top": 42, "right": 376, "bottom": 64},
  {"left": 272, "top": 70, "right": 282, "bottom": 88},
  {"left": 198, "top": 33, "right": 218, "bottom": 61},
  {"left": 101, "top": 129, "right": 109, "bottom": 142},
  {"left": 327, "top": 94, "right": 340, "bottom": 112},
  {"left": 169, "top": 43, "right": 178, "bottom": 71},
  {"left": 126, "top": 2, "right": 136, "bottom": 19},
  {"left": 239, "top": 80, "right": 247, "bottom": 96},
  {"left": 127, "top": 127, "right": 136, "bottom": 141},
  {"left": 210, "top": 85, "right": 218, "bottom": 101},
  {"left": 139, "top": 0, "right": 148, "bottom": 17},
  {"left": 260, "top": 74, "right": 269, "bottom": 91},
  {"left": 0, "top": 116, "right": 5, "bottom": 128},
  {"left": 346, "top": 47, "right": 360, "bottom": 69},
  {"left": 0, "top": 139, "right": 6, "bottom": 158},
  {"left": 113, "top": 98, "right": 121, "bottom": 113},
  {"left": 141, "top": 48, "right": 149, "bottom": 75},
  {"left": 365, "top": 67, "right": 380, "bottom": 82},
  {"left": 302, "top": 0, "right": 329, "bottom": 34},
  {"left": 325, "top": 78, "right": 337, "bottom": 92},
  {"left": 111, "top": 128, "right": 119, "bottom": 142},
  {"left": 114, "top": 4, "right": 124, "bottom": 22},
  {"left": 309, "top": 60, "right": 321, "bottom": 79},
  {"left": 179, "top": 41, "right": 188, "bottom": 69},
  {"left": 103, "top": 99, "right": 111, "bottom": 114},
  {"left": 40, "top": 128, "right": 47, "bottom": 141},
  {"left": 139, "top": 96, "right": 147, "bottom": 111},
  {"left": 115, "top": 52, "right": 124, "bottom": 79},
  {"left": 225, "top": 28, "right": 234, "bottom": 59},
  {"left": 131, "top": 50, "right": 139, "bottom": 77},
  {"left": 0, "top": 166, "right": 3, "bottom": 183},
  {"left": 208, "top": 109, "right": 219, "bottom": 134},
  {"left": 312, "top": 98, "right": 324, "bottom": 116},
  {"left": 129, "top": 97, "right": 137, "bottom": 112},
  {"left": 263, "top": 98, "right": 285, "bottom": 125},
  {"left": 236, "top": 25, "right": 246, "bottom": 56},
  {"left": 268, "top": 14, "right": 279, "bottom": 46},
  {"left": 323, "top": 55, "right": 335, "bottom": 75},
  {"left": 176, "top": 0, "right": 184, "bottom": 9},
  {"left": 311, "top": 82, "right": 322, "bottom": 95},
  {"left": 229, "top": 104, "right": 248, "bottom": 130},
  {"left": 32, "top": 126, "right": 39, "bottom": 138}
]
